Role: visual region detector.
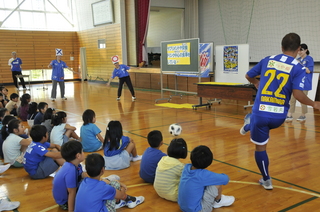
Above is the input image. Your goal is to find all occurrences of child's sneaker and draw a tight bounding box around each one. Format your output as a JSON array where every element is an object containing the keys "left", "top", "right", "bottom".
[
  {"left": 213, "top": 194, "right": 235, "bottom": 208},
  {"left": 62, "top": 97, "right": 67, "bottom": 100},
  {"left": 240, "top": 113, "right": 251, "bottom": 135},
  {"left": 126, "top": 196, "right": 144, "bottom": 208},
  {"left": 132, "top": 96, "right": 136, "bottom": 101},
  {"left": 105, "top": 174, "right": 120, "bottom": 181},
  {"left": 116, "top": 97, "right": 120, "bottom": 101},
  {"left": 51, "top": 98, "right": 56, "bottom": 101},
  {"left": 0, "top": 164, "right": 11, "bottom": 174},
  {"left": 115, "top": 200, "right": 126, "bottom": 209},
  {"left": 259, "top": 178, "right": 273, "bottom": 190},
  {"left": 131, "top": 155, "right": 142, "bottom": 162},
  {"left": 0, "top": 199, "right": 20, "bottom": 211},
  {"left": 59, "top": 203, "right": 68, "bottom": 210}
]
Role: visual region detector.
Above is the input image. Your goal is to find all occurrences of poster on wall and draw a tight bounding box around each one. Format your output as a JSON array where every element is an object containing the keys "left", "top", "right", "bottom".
[
  {"left": 223, "top": 46, "right": 238, "bottom": 74},
  {"left": 167, "top": 43, "right": 191, "bottom": 65},
  {"left": 199, "top": 43, "right": 212, "bottom": 77}
]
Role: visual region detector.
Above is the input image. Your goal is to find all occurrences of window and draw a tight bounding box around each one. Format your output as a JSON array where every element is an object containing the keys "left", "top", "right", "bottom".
[
  {"left": 0, "top": 0, "right": 75, "bottom": 31},
  {"left": 98, "top": 39, "right": 106, "bottom": 49}
]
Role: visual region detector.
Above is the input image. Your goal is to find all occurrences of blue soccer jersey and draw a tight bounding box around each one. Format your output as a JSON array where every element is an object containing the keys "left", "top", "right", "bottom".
[
  {"left": 297, "top": 55, "right": 314, "bottom": 90},
  {"left": 9, "top": 58, "right": 22, "bottom": 71},
  {"left": 111, "top": 64, "right": 130, "bottom": 79},
  {"left": 50, "top": 60, "right": 68, "bottom": 82},
  {"left": 247, "top": 54, "right": 306, "bottom": 119}
]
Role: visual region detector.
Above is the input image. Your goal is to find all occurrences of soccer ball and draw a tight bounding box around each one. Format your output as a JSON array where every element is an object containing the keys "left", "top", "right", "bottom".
[{"left": 169, "top": 123, "right": 182, "bottom": 136}]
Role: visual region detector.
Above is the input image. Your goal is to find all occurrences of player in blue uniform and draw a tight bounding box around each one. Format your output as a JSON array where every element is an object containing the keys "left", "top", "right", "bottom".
[
  {"left": 8, "top": 52, "right": 27, "bottom": 90},
  {"left": 107, "top": 59, "right": 136, "bottom": 101},
  {"left": 48, "top": 55, "right": 73, "bottom": 101},
  {"left": 286, "top": 43, "right": 314, "bottom": 121},
  {"left": 240, "top": 33, "right": 320, "bottom": 189}
]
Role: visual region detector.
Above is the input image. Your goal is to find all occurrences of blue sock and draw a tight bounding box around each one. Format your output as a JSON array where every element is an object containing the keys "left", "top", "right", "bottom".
[
  {"left": 255, "top": 150, "right": 270, "bottom": 181},
  {"left": 244, "top": 124, "right": 250, "bottom": 132}
]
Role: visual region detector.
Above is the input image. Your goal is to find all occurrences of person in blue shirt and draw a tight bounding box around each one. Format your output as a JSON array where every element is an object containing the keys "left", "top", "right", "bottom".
[
  {"left": 52, "top": 140, "right": 86, "bottom": 211},
  {"left": 139, "top": 130, "right": 166, "bottom": 183},
  {"left": 178, "top": 145, "right": 235, "bottom": 212},
  {"left": 107, "top": 60, "right": 136, "bottom": 101},
  {"left": 8, "top": 51, "right": 27, "bottom": 90},
  {"left": 286, "top": 43, "right": 314, "bottom": 121},
  {"left": 48, "top": 55, "right": 73, "bottom": 101},
  {"left": 23, "top": 125, "right": 64, "bottom": 179},
  {"left": 240, "top": 33, "right": 320, "bottom": 190},
  {"left": 74, "top": 153, "right": 144, "bottom": 212},
  {"left": 80, "top": 109, "right": 104, "bottom": 152},
  {"left": 33, "top": 102, "right": 48, "bottom": 125}
]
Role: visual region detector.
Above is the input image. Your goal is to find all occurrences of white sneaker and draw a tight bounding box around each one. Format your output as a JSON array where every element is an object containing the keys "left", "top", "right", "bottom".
[
  {"left": 116, "top": 97, "right": 120, "bottom": 101},
  {"left": 213, "top": 194, "right": 235, "bottom": 208},
  {"left": 297, "top": 116, "right": 306, "bottom": 121},
  {"left": 126, "top": 196, "right": 144, "bottom": 208},
  {"left": 0, "top": 199, "right": 20, "bottom": 211},
  {"left": 51, "top": 98, "right": 56, "bottom": 101},
  {"left": 62, "top": 97, "right": 67, "bottom": 100},
  {"left": 115, "top": 200, "right": 126, "bottom": 209},
  {"left": 259, "top": 178, "right": 273, "bottom": 190},
  {"left": 132, "top": 96, "right": 136, "bottom": 101},
  {"left": 131, "top": 155, "right": 142, "bottom": 162},
  {"left": 240, "top": 113, "right": 251, "bottom": 135},
  {"left": 104, "top": 174, "right": 120, "bottom": 181},
  {"left": 285, "top": 116, "right": 293, "bottom": 122},
  {"left": 0, "top": 164, "right": 10, "bottom": 174}
]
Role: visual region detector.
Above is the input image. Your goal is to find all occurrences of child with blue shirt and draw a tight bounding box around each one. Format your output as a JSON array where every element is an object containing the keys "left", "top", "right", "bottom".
[
  {"left": 178, "top": 145, "right": 235, "bottom": 212},
  {"left": 139, "top": 130, "right": 166, "bottom": 183},
  {"left": 33, "top": 102, "right": 48, "bottom": 125},
  {"left": 75, "top": 153, "right": 144, "bottom": 212},
  {"left": 52, "top": 141, "right": 86, "bottom": 211},
  {"left": 23, "top": 125, "right": 64, "bottom": 179},
  {"left": 80, "top": 109, "right": 103, "bottom": 152},
  {"left": 106, "top": 57, "right": 136, "bottom": 101},
  {"left": 103, "top": 120, "right": 142, "bottom": 170}
]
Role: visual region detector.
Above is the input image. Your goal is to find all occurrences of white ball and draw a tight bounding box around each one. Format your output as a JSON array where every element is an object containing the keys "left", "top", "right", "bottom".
[{"left": 169, "top": 123, "right": 182, "bottom": 136}]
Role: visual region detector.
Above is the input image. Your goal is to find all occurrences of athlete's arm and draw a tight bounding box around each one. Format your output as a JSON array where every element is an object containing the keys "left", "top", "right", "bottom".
[
  {"left": 245, "top": 74, "right": 260, "bottom": 89},
  {"left": 292, "top": 89, "right": 320, "bottom": 110}
]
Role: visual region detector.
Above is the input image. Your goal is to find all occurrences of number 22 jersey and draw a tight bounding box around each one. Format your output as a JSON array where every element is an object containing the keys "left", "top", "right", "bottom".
[{"left": 247, "top": 54, "right": 306, "bottom": 119}]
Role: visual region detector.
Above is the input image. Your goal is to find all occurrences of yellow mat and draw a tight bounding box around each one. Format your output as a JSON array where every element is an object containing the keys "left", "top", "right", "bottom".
[{"left": 155, "top": 103, "right": 194, "bottom": 109}]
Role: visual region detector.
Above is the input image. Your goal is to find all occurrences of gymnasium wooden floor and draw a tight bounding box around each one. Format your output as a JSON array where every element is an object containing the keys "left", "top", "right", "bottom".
[{"left": 1, "top": 81, "right": 320, "bottom": 212}]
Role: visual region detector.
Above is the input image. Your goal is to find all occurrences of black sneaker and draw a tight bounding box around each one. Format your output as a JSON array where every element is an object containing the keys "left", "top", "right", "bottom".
[{"left": 59, "top": 203, "right": 68, "bottom": 210}]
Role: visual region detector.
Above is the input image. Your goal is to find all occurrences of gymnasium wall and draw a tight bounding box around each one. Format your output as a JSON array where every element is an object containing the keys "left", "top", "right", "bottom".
[
  {"left": 199, "top": 0, "right": 320, "bottom": 62},
  {"left": 0, "top": 29, "right": 79, "bottom": 84}
]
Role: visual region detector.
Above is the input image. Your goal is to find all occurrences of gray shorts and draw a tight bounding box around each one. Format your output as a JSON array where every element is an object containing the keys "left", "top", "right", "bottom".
[
  {"left": 30, "top": 157, "right": 59, "bottom": 179},
  {"left": 62, "top": 135, "right": 69, "bottom": 144},
  {"left": 200, "top": 185, "right": 219, "bottom": 212},
  {"left": 104, "top": 150, "right": 130, "bottom": 170}
]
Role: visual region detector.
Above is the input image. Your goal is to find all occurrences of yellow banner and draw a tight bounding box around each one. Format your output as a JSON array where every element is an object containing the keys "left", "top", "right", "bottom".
[{"left": 167, "top": 43, "right": 190, "bottom": 65}]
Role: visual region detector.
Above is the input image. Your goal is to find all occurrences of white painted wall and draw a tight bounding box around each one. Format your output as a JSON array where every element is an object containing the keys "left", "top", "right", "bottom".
[
  {"left": 199, "top": 0, "right": 320, "bottom": 62},
  {"left": 74, "top": 0, "right": 121, "bottom": 31},
  {"left": 147, "top": 8, "right": 184, "bottom": 48}
]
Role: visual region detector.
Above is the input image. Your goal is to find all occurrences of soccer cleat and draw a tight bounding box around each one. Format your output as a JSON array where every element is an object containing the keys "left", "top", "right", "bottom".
[
  {"left": 126, "top": 196, "right": 145, "bottom": 208},
  {"left": 0, "top": 199, "right": 20, "bottom": 211},
  {"left": 297, "top": 116, "right": 306, "bottom": 121},
  {"left": 213, "top": 194, "right": 235, "bottom": 208},
  {"left": 285, "top": 116, "right": 293, "bottom": 121},
  {"left": 116, "top": 97, "right": 120, "bottom": 101},
  {"left": 62, "top": 97, "right": 67, "bottom": 100},
  {"left": 240, "top": 113, "right": 251, "bottom": 135},
  {"left": 115, "top": 200, "right": 126, "bottom": 209},
  {"left": 259, "top": 178, "right": 273, "bottom": 190},
  {"left": 0, "top": 164, "right": 11, "bottom": 174},
  {"left": 131, "top": 155, "right": 142, "bottom": 162}
]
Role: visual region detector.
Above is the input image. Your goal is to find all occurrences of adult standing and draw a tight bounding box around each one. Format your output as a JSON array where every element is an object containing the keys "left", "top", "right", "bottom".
[
  {"left": 107, "top": 56, "right": 136, "bottom": 101},
  {"left": 239, "top": 33, "right": 320, "bottom": 190},
  {"left": 8, "top": 52, "right": 27, "bottom": 91},
  {"left": 48, "top": 49, "right": 73, "bottom": 101},
  {"left": 286, "top": 43, "right": 314, "bottom": 121}
]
